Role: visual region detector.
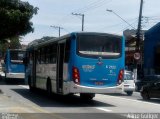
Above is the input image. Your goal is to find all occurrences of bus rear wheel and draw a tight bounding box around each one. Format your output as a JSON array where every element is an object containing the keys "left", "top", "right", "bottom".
[
  {"left": 80, "top": 93, "right": 95, "bottom": 100},
  {"left": 126, "top": 91, "right": 133, "bottom": 96}
]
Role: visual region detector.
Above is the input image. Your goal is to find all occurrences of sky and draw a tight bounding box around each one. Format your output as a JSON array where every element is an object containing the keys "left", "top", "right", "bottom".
[{"left": 21, "top": 0, "right": 160, "bottom": 44}]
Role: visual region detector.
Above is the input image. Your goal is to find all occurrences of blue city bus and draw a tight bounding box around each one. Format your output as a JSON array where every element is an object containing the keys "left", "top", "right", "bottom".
[
  {"left": 4, "top": 49, "right": 26, "bottom": 81},
  {"left": 25, "top": 32, "right": 125, "bottom": 100}
]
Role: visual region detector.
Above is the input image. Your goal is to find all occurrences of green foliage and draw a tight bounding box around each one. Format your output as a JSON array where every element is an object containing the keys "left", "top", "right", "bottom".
[
  {"left": 9, "top": 36, "right": 21, "bottom": 49},
  {"left": 0, "top": 0, "right": 38, "bottom": 41},
  {"left": 0, "top": 40, "right": 8, "bottom": 56},
  {"left": 0, "top": 36, "right": 21, "bottom": 56}
]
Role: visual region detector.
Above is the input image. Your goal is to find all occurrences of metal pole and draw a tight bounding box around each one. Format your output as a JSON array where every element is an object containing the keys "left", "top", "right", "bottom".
[
  {"left": 50, "top": 25, "right": 63, "bottom": 37},
  {"left": 135, "top": 0, "right": 143, "bottom": 81},
  {"left": 72, "top": 13, "right": 84, "bottom": 31},
  {"left": 136, "top": 0, "right": 143, "bottom": 51},
  {"left": 82, "top": 14, "right": 84, "bottom": 31},
  {"left": 59, "top": 27, "right": 60, "bottom": 37}
]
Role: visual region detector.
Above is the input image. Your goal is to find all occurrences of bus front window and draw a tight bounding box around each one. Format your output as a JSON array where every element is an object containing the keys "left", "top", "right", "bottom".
[
  {"left": 10, "top": 51, "right": 25, "bottom": 64},
  {"left": 77, "top": 34, "right": 122, "bottom": 58}
]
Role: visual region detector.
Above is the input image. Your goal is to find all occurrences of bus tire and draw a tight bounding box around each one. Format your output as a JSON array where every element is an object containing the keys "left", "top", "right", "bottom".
[
  {"left": 28, "top": 76, "right": 34, "bottom": 92},
  {"left": 5, "top": 73, "right": 8, "bottom": 82},
  {"left": 5, "top": 75, "right": 10, "bottom": 84},
  {"left": 46, "top": 79, "right": 52, "bottom": 97},
  {"left": 5, "top": 78, "right": 10, "bottom": 84},
  {"left": 126, "top": 91, "right": 133, "bottom": 96},
  {"left": 80, "top": 93, "right": 95, "bottom": 100},
  {"left": 141, "top": 91, "right": 150, "bottom": 100}
]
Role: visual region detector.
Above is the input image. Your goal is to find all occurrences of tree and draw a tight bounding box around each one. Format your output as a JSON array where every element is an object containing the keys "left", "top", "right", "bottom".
[
  {"left": 0, "top": 0, "right": 38, "bottom": 41},
  {"left": 0, "top": 36, "right": 21, "bottom": 56},
  {"left": 9, "top": 36, "right": 21, "bottom": 49}
]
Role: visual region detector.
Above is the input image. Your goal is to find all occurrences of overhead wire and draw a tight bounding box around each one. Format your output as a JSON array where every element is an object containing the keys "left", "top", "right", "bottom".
[
  {"left": 57, "top": 0, "right": 112, "bottom": 23},
  {"left": 100, "top": 17, "right": 138, "bottom": 31},
  {"left": 141, "top": 15, "right": 160, "bottom": 29},
  {"left": 55, "top": 0, "right": 109, "bottom": 24},
  {"left": 115, "top": 18, "right": 139, "bottom": 34},
  {"left": 55, "top": 0, "right": 113, "bottom": 32},
  {"left": 74, "top": 0, "right": 112, "bottom": 13}
]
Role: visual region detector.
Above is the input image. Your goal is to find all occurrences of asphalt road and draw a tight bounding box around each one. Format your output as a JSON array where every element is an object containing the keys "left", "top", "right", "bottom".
[{"left": 0, "top": 78, "right": 160, "bottom": 119}]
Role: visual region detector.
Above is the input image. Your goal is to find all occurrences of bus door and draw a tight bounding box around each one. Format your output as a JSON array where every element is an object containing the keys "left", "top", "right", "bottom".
[
  {"left": 33, "top": 50, "right": 37, "bottom": 87},
  {"left": 56, "top": 41, "right": 65, "bottom": 93}
]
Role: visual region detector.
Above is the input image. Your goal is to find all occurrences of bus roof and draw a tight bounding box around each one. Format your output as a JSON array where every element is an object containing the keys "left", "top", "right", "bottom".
[{"left": 27, "top": 32, "right": 122, "bottom": 50}]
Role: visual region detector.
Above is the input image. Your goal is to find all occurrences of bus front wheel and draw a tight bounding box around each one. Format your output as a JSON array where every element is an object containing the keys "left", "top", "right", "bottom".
[{"left": 80, "top": 93, "right": 95, "bottom": 100}]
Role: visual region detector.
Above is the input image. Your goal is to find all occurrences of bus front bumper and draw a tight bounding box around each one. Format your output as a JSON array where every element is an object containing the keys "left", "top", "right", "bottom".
[
  {"left": 68, "top": 82, "right": 123, "bottom": 94},
  {"left": 6, "top": 73, "right": 25, "bottom": 79}
]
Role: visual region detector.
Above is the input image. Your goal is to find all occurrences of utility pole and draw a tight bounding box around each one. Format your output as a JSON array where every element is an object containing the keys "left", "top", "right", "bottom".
[
  {"left": 134, "top": 0, "right": 144, "bottom": 81},
  {"left": 136, "top": 0, "right": 143, "bottom": 51},
  {"left": 50, "top": 25, "right": 63, "bottom": 37},
  {"left": 72, "top": 13, "right": 84, "bottom": 31}
]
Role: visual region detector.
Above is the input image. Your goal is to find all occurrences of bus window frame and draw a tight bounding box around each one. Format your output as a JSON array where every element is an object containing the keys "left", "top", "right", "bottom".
[{"left": 76, "top": 34, "right": 122, "bottom": 59}]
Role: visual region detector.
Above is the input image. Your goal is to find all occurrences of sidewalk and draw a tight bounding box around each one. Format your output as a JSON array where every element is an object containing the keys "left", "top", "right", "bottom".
[
  {"left": 0, "top": 93, "right": 64, "bottom": 119},
  {"left": 0, "top": 71, "right": 4, "bottom": 94},
  {"left": 0, "top": 86, "right": 48, "bottom": 113}
]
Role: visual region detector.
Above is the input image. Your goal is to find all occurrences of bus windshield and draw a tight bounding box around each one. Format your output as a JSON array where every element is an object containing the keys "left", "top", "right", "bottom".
[
  {"left": 10, "top": 51, "right": 25, "bottom": 63},
  {"left": 77, "top": 34, "right": 122, "bottom": 58}
]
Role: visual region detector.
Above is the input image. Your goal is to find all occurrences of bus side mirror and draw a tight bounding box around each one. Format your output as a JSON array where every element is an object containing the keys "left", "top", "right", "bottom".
[{"left": 23, "top": 57, "right": 28, "bottom": 66}]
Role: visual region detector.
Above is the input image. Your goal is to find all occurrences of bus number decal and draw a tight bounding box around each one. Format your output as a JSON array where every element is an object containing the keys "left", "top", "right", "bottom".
[
  {"left": 106, "top": 65, "right": 116, "bottom": 76},
  {"left": 82, "top": 65, "right": 95, "bottom": 72},
  {"left": 106, "top": 65, "right": 116, "bottom": 69}
]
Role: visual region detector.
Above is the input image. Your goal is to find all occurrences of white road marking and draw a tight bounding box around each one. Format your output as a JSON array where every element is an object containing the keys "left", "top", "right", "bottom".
[
  {"left": 100, "top": 94, "right": 160, "bottom": 107},
  {"left": 96, "top": 107, "right": 112, "bottom": 112},
  {"left": 19, "top": 85, "right": 29, "bottom": 89}
]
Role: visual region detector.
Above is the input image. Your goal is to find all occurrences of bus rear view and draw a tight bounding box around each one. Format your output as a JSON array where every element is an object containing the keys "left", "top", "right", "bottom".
[
  {"left": 5, "top": 49, "right": 26, "bottom": 80},
  {"left": 70, "top": 33, "right": 125, "bottom": 98}
]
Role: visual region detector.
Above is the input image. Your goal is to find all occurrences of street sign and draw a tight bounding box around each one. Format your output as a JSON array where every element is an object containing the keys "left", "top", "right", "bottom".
[{"left": 134, "top": 52, "right": 140, "bottom": 60}]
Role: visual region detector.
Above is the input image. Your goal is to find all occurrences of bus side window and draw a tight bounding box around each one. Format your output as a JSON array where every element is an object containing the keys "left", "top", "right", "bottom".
[
  {"left": 35, "top": 50, "right": 39, "bottom": 64},
  {"left": 64, "top": 39, "right": 71, "bottom": 63},
  {"left": 46, "top": 45, "right": 50, "bottom": 64},
  {"left": 49, "top": 44, "right": 57, "bottom": 63},
  {"left": 49, "top": 46, "right": 53, "bottom": 63},
  {"left": 52, "top": 44, "right": 57, "bottom": 63},
  {"left": 41, "top": 48, "right": 46, "bottom": 64},
  {"left": 29, "top": 52, "right": 33, "bottom": 64}
]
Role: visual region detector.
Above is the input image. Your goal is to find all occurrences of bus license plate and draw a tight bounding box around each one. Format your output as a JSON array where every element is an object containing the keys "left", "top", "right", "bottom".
[{"left": 95, "top": 81, "right": 103, "bottom": 85}]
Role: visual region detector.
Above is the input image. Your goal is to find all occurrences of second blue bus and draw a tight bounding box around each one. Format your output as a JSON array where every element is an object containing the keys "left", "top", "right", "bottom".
[{"left": 4, "top": 49, "right": 26, "bottom": 81}]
